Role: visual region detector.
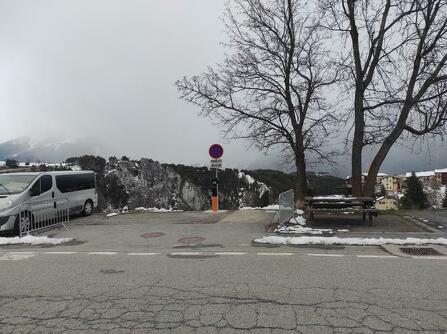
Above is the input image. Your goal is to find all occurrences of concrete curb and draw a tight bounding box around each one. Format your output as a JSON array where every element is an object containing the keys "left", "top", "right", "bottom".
[{"left": 402, "top": 215, "right": 445, "bottom": 233}]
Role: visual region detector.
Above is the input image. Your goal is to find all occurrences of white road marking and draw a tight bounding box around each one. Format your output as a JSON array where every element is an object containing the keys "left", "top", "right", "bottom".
[
  {"left": 307, "top": 253, "right": 345, "bottom": 257},
  {"left": 170, "top": 252, "right": 204, "bottom": 256},
  {"left": 128, "top": 253, "right": 159, "bottom": 256},
  {"left": 356, "top": 255, "right": 397, "bottom": 259},
  {"left": 0, "top": 253, "right": 35, "bottom": 261},
  {"left": 257, "top": 252, "right": 293, "bottom": 256},
  {"left": 215, "top": 252, "right": 247, "bottom": 255},
  {"left": 88, "top": 252, "right": 118, "bottom": 255}
]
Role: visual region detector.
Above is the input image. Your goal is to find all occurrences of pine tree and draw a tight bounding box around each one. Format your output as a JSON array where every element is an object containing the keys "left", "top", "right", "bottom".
[
  {"left": 442, "top": 187, "right": 447, "bottom": 209},
  {"left": 401, "top": 172, "right": 429, "bottom": 209}
]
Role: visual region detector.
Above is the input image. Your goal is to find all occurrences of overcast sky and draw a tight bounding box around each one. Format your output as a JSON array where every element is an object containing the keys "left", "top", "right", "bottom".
[{"left": 0, "top": 0, "right": 445, "bottom": 176}]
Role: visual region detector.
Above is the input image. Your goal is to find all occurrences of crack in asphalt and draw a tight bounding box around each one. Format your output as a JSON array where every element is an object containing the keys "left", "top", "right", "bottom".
[{"left": 1, "top": 282, "right": 446, "bottom": 333}]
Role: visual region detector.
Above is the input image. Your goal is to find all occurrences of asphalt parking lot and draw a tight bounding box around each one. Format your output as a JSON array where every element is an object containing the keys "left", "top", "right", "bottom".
[{"left": 1, "top": 210, "right": 447, "bottom": 333}]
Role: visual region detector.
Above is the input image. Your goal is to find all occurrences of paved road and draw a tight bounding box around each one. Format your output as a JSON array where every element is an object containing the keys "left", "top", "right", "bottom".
[{"left": 1, "top": 211, "right": 447, "bottom": 333}]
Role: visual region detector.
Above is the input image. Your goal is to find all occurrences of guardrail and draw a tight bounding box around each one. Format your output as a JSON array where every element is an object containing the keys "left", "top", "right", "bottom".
[
  {"left": 18, "top": 198, "right": 70, "bottom": 237},
  {"left": 278, "top": 189, "right": 294, "bottom": 225}
]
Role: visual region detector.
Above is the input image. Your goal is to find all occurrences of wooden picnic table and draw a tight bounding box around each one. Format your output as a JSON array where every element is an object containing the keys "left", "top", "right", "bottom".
[{"left": 304, "top": 196, "right": 378, "bottom": 225}]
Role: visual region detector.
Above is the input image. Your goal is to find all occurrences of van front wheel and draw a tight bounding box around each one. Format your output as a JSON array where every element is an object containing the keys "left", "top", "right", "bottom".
[
  {"left": 82, "top": 200, "right": 93, "bottom": 216},
  {"left": 13, "top": 212, "right": 34, "bottom": 236}
]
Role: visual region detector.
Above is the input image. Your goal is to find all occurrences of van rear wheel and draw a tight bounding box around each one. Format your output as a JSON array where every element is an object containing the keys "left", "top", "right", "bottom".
[{"left": 82, "top": 200, "right": 93, "bottom": 216}]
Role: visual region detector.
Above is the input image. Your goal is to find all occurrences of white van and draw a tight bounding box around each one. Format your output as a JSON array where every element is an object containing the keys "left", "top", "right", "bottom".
[{"left": 0, "top": 171, "right": 98, "bottom": 235}]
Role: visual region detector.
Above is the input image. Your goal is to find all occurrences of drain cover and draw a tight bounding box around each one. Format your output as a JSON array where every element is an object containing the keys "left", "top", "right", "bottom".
[
  {"left": 400, "top": 247, "right": 443, "bottom": 256},
  {"left": 177, "top": 237, "right": 205, "bottom": 245},
  {"left": 141, "top": 232, "right": 165, "bottom": 238}
]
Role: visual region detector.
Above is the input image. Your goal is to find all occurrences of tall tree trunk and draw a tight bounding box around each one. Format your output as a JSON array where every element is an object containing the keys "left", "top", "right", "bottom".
[
  {"left": 351, "top": 89, "right": 365, "bottom": 196},
  {"left": 363, "top": 128, "right": 404, "bottom": 196},
  {"left": 295, "top": 144, "right": 307, "bottom": 209}
]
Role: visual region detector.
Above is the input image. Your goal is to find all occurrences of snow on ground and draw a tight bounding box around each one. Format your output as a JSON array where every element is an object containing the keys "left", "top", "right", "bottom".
[
  {"left": 337, "top": 229, "right": 350, "bottom": 232},
  {"left": 275, "top": 212, "right": 334, "bottom": 235},
  {"left": 134, "top": 207, "right": 183, "bottom": 213},
  {"left": 240, "top": 204, "right": 280, "bottom": 210},
  {"left": 275, "top": 225, "right": 333, "bottom": 235},
  {"left": 254, "top": 236, "right": 447, "bottom": 246},
  {"left": 0, "top": 235, "right": 72, "bottom": 245},
  {"left": 312, "top": 195, "right": 346, "bottom": 200},
  {"left": 106, "top": 213, "right": 120, "bottom": 217}
]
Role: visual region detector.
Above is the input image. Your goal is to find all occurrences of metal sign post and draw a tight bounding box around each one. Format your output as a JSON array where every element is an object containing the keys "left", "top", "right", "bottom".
[{"left": 209, "top": 144, "right": 224, "bottom": 212}]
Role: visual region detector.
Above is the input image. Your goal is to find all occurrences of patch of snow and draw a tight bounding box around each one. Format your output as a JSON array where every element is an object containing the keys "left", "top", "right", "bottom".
[
  {"left": 438, "top": 226, "right": 444, "bottom": 229},
  {"left": 106, "top": 213, "right": 120, "bottom": 217},
  {"left": 275, "top": 225, "right": 332, "bottom": 235},
  {"left": 296, "top": 209, "right": 304, "bottom": 215},
  {"left": 311, "top": 195, "right": 346, "bottom": 200},
  {"left": 254, "top": 236, "right": 447, "bottom": 246},
  {"left": 262, "top": 204, "right": 279, "bottom": 210},
  {"left": 0, "top": 235, "right": 72, "bottom": 245},
  {"left": 240, "top": 204, "right": 279, "bottom": 211},
  {"left": 290, "top": 216, "right": 307, "bottom": 226},
  {"left": 134, "top": 207, "right": 183, "bottom": 213},
  {"left": 337, "top": 229, "right": 350, "bottom": 232}
]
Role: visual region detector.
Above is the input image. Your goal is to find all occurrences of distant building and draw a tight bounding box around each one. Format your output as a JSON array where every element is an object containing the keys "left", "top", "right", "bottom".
[
  {"left": 435, "top": 168, "right": 447, "bottom": 185},
  {"left": 381, "top": 176, "right": 402, "bottom": 193},
  {"left": 375, "top": 195, "right": 399, "bottom": 210},
  {"left": 346, "top": 173, "right": 388, "bottom": 189},
  {"left": 404, "top": 171, "right": 436, "bottom": 187}
]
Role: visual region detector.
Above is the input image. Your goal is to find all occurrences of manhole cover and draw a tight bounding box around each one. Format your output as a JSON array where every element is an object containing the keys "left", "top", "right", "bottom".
[
  {"left": 177, "top": 237, "right": 205, "bottom": 245},
  {"left": 141, "top": 232, "right": 165, "bottom": 238},
  {"left": 400, "top": 247, "right": 443, "bottom": 256}
]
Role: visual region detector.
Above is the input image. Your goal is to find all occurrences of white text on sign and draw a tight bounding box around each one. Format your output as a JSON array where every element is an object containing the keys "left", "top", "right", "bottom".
[{"left": 211, "top": 159, "right": 223, "bottom": 169}]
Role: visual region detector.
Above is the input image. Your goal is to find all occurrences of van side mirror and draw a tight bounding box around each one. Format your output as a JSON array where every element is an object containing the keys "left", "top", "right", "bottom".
[{"left": 29, "top": 188, "right": 35, "bottom": 197}]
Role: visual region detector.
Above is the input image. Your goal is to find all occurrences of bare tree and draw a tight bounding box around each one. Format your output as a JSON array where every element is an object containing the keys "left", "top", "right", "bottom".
[
  {"left": 321, "top": 0, "right": 447, "bottom": 196},
  {"left": 176, "top": 0, "right": 340, "bottom": 207}
]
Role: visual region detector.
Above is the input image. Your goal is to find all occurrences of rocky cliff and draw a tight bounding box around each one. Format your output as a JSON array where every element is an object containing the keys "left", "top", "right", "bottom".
[{"left": 100, "top": 157, "right": 273, "bottom": 211}]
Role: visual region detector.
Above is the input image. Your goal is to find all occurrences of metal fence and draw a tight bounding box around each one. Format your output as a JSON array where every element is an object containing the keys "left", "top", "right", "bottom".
[
  {"left": 278, "top": 189, "right": 294, "bottom": 225},
  {"left": 18, "top": 198, "right": 70, "bottom": 237}
]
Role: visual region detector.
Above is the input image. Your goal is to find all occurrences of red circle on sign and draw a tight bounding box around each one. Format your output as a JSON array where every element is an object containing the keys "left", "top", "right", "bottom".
[{"left": 209, "top": 144, "right": 224, "bottom": 159}]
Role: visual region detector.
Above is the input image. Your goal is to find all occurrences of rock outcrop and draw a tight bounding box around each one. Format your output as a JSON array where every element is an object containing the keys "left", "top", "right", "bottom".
[{"left": 101, "top": 158, "right": 272, "bottom": 211}]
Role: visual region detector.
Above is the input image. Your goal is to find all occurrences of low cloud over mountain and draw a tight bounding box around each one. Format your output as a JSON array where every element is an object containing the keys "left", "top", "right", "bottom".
[{"left": 0, "top": 137, "right": 107, "bottom": 163}]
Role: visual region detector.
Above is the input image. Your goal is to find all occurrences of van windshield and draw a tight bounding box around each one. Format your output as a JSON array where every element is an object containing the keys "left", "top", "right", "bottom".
[{"left": 0, "top": 174, "right": 38, "bottom": 195}]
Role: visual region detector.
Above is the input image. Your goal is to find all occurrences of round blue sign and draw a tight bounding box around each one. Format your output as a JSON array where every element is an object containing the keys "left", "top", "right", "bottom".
[{"left": 209, "top": 144, "right": 224, "bottom": 159}]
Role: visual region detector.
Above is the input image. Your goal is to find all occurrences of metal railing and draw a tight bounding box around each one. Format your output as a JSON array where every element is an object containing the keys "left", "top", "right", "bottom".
[
  {"left": 18, "top": 198, "right": 70, "bottom": 236},
  {"left": 278, "top": 189, "right": 294, "bottom": 225}
]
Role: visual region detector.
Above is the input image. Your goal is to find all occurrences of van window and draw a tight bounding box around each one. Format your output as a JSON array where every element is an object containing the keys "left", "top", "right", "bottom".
[
  {"left": 31, "top": 180, "right": 41, "bottom": 197},
  {"left": 41, "top": 175, "right": 53, "bottom": 193},
  {"left": 30, "top": 175, "right": 52, "bottom": 196},
  {"left": 56, "top": 174, "right": 95, "bottom": 193}
]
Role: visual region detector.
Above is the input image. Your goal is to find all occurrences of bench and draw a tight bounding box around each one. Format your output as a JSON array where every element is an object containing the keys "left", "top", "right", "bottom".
[
  {"left": 306, "top": 208, "right": 379, "bottom": 225},
  {"left": 304, "top": 196, "right": 378, "bottom": 225}
]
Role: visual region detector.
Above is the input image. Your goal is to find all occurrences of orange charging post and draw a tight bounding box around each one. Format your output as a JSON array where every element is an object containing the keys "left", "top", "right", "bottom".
[{"left": 209, "top": 144, "right": 224, "bottom": 213}]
